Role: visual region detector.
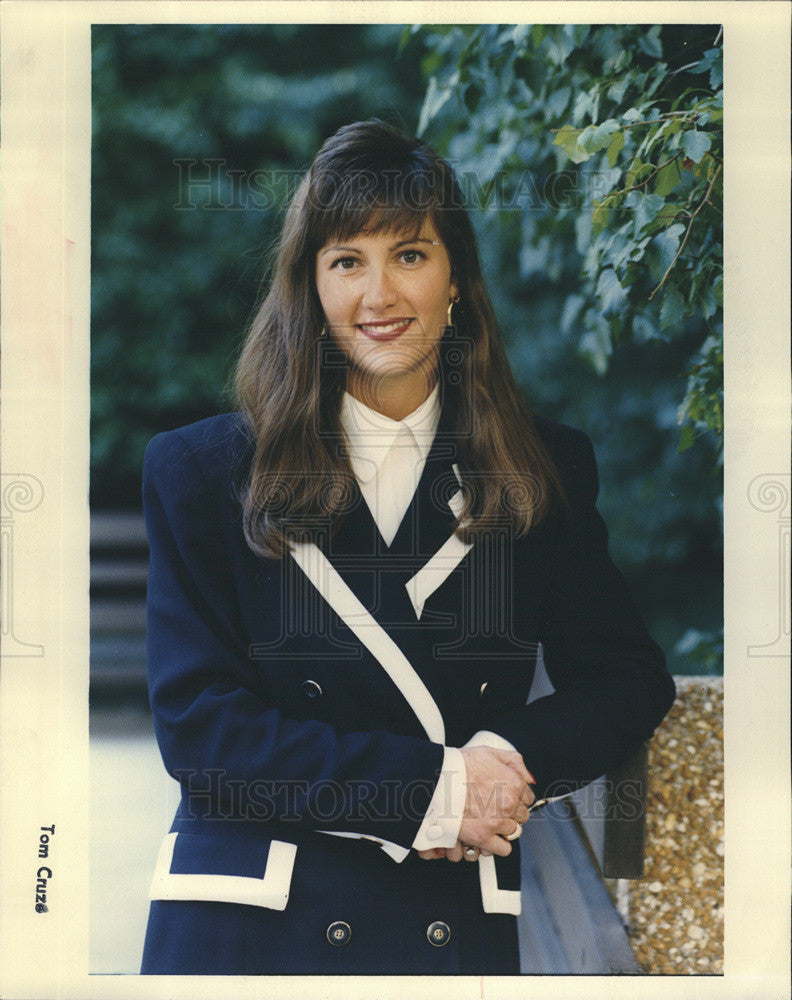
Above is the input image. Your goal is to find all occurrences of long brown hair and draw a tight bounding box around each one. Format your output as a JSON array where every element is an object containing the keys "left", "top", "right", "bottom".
[{"left": 235, "top": 120, "right": 565, "bottom": 558}]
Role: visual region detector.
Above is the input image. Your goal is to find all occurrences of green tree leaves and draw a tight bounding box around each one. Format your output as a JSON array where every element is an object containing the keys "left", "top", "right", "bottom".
[
  {"left": 677, "top": 334, "right": 724, "bottom": 457},
  {"left": 409, "top": 23, "right": 723, "bottom": 670},
  {"left": 682, "top": 129, "right": 713, "bottom": 162},
  {"left": 417, "top": 73, "right": 458, "bottom": 137},
  {"left": 412, "top": 22, "right": 722, "bottom": 463},
  {"left": 553, "top": 125, "right": 591, "bottom": 164}
]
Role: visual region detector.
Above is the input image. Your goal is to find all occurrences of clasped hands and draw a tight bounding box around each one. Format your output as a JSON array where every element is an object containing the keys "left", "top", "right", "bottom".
[{"left": 417, "top": 745, "right": 535, "bottom": 864}]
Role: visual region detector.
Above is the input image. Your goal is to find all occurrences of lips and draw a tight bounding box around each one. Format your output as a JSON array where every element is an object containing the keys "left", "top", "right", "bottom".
[{"left": 357, "top": 318, "right": 413, "bottom": 342}]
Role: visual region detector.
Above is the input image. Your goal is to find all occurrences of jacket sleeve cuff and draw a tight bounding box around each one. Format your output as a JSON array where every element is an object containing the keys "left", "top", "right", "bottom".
[
  {"left": 411, "top": 747, "right": 466, "bottom": 850},
  {"left": 463, "top": 729, "right": 517, "bottom": 752}
]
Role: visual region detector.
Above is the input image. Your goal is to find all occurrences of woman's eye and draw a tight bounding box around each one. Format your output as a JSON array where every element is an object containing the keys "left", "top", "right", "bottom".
[
  {"left": 399, "top": 249, "right": 425, "bottom": 264},
  {"left": 331, "top": 256, "right": 358, "bottom": 270}
]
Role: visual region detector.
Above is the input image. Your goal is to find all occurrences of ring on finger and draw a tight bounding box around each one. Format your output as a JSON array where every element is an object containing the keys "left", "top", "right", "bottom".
[
  {"left": 505, "top": 824, "right": 522, "bottom": 842},
  {"left": 464, "top": 846, "right": 478, "bottom": 858}
]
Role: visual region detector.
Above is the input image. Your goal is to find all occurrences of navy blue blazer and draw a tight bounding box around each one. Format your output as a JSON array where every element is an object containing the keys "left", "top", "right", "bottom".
[{"left": 139, "top": 407, "right": 675, "bottom": 975}]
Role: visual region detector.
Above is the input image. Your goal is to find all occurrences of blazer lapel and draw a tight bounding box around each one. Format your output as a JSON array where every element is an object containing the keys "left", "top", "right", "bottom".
[
  {"left": 288, "top": 538, "right": 446, "bottom": 744},
  {"left": 403, "top": 464, "right": 473, "bottom": 620}
]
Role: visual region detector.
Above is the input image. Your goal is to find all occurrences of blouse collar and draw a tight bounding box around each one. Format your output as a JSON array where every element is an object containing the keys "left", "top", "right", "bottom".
[{"left": 340, "top": 384, "right": 441, "bottom": 484}]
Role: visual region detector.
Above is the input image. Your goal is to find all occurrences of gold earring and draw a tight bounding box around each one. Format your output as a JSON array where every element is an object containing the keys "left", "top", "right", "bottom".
[
  {"left": 447, "top": 296, "right": 460, "bottom": 326},
  {"left": 321, "top": 324, "right": 327, "bottom": 338}
]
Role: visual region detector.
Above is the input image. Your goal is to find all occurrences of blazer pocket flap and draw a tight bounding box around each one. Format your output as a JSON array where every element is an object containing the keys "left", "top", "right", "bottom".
[{"left": 149, "top": 832, "right": 296, "bottom": 911}]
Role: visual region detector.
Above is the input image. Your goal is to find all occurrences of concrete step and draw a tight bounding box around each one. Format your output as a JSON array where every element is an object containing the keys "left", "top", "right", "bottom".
[{"left": 91, "top": 510, "right": 148, "bottom": 548}]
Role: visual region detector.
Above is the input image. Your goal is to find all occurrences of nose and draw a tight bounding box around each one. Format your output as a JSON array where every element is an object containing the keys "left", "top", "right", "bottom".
[{"left": 361, "top": 265, "right": 397, "bottom": 313}]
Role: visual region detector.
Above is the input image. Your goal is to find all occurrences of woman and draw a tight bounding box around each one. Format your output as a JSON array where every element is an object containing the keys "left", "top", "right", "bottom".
[{"left": 139, "top": 120, "right": 675, "bottom": 975}]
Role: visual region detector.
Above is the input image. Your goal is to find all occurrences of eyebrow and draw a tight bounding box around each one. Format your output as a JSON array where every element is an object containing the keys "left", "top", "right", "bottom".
[{"left": 319, "top": 237, "right": 439, "bottom": 257}]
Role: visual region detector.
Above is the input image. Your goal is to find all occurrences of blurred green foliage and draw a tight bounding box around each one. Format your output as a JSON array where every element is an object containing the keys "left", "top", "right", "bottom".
[
  {"left": 411, "top": 23, "right": 723, "bottom": 464},
  {"left": 91, "top": 23, "right": 429, "bottom": 503},
  {"left": 91, "top": 23, "right": 722, "bottom": 673}
]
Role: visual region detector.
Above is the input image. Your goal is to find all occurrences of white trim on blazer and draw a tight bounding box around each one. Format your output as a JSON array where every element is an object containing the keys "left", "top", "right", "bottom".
[
  {"left": 289, "top": 525, "right": 522, "bottom": 916},
  {"left": 478, "top": 855, "right": 522, "bottom": 914},
  {"left": 149, "top": 833, "right": 297, "bottom": 910},
  {"left": 288, "top": 540, "right": 447, "bottom": 744},
  {"left": 405, "top": 489, "right": 474, "bottom": 619}
]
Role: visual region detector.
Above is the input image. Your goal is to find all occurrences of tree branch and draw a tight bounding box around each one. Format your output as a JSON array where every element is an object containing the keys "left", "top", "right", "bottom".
[
  {"left": 669, "top": 60, "right": 703, "bottom": 77},
  {"left": 550, "top": 111, "right": 691, "bottom": 135},
  {"left": 599, "top": 154, "right": 682, "bottom": 207},
  {"left": 648, "top": 163, "right": 722, "bottom": 300}
]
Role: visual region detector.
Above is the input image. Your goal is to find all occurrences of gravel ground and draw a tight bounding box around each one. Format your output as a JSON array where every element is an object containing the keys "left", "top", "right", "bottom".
[{"left": 617, "top": 675, "right": 724, "bottom": 975}]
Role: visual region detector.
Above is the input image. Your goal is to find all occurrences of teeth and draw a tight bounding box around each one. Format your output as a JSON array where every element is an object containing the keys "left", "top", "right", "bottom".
[{"left": 360, "top": 320, "right": 409, "bottom": 334}]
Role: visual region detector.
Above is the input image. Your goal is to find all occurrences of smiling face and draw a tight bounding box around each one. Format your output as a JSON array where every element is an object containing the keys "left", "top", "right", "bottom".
[{"left": 315, "top": 218, "right": 458, "bottom": 419}]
